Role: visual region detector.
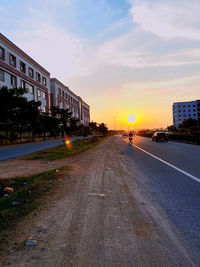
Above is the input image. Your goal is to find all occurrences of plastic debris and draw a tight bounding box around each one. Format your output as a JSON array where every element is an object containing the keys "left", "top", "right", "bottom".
[
  {"left": 88, "top": 193, "right": 105, "bottom": 197},
  {"left": 24, "top": 240, "right": 38, "bottom": 246},
  {"left": 4, "top": 187, "right": 14, "bottom": 193}
]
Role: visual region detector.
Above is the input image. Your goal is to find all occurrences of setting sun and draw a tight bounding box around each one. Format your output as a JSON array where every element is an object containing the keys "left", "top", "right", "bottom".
[{"left": 127, "top": 115, "right": 136, "bottom": 124}]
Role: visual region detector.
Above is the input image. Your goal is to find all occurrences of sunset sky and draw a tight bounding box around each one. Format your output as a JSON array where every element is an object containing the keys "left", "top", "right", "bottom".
[{"left": 1, "top": 0, "right": 200, "bottom": 130}]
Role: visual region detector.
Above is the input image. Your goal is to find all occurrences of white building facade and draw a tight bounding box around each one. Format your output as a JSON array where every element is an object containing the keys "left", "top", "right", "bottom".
[
  {"left": 173, "top": 100, "right": 200, "bottom": 127},
  {"left": 50, "top": 78, "right": 90, "bottom": 125},
  {"left": 0, "top": 33, "right": 90, "bottom": 125},
  {"left": 0, "top": 33, "right": 50, "bottom": 113}
]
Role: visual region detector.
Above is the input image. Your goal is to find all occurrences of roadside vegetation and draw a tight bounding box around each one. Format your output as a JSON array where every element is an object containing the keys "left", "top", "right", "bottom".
[
  {"left": 21, "top": 136, "right": 105, "bottom": 161},
  {"left": 0, "top": 168, "right": 70, "bottom": 231},
  {"left": 137, "top": 119, "right": 200, "bottom": 144},
  {"left": 0, "top": 136, "right": 109, "bottom": 230},
  {"left": 0, "top": 86, "right": 109, "bottom": 145}
]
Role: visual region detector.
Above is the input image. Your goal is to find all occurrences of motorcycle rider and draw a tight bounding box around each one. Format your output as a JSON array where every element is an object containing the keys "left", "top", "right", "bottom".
[{"left": 129, "top": 131, "right": 134, "bottom": 142}]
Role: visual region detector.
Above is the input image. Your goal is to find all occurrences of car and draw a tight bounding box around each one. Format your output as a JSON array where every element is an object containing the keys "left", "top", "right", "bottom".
[
  {"left": 152, "top": 132, "right": 168, "bottom": 142},
  {"left": 122, "top": 132, "right": 129, "bottom": 138}
]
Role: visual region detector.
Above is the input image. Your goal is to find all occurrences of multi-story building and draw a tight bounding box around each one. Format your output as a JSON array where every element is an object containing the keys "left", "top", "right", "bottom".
[
  {"left": 50, "top": 78, "right": 80, "bottom": 119},
  {"left": 0, "top": 33, "right": 90, "bottom": 125},
  {"left": 173, "top": 100, "right": 200, "bottom": 127},
  {"left": 79, "top": 97, "right": 90, "bottom": 125},
  {"left": 0, "top": 33, "right": 50, "bottom": 113},
  {"left": 50, "top": 78, "right": 90, "bottom": 125}
]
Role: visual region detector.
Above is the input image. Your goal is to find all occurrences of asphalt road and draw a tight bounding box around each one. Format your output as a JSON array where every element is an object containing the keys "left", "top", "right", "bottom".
[
  {"left": 0, "top": 136, "right": 92, "bottom": 161},
  {"left": 122, "top": 135, "right": 200, "bottom": 259}
]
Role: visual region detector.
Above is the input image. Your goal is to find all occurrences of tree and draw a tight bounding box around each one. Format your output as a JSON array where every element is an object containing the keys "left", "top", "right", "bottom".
[
  {"left": 98, "top": 123, "right": 108, "bottom": 135},
  {"left": 51, "top": 106, "right": 72, "bottom": 136},
  {"left": 69, "top": 117, "right": 79, "bottom": 135},
  {"left": 0, "top": 86, "right": 29, "bottom": 143},
  {"left": 89, "top": 121, "right": 98, "bottom": 136},
  {"left": 40, "top": 114, "right": 59, "bottom": 140},
  {"left": 167, "top": 125, "right": 177, "bottom": 132},
  {"left": 180, "top": 118, "right": 197, "bottom": 129}
]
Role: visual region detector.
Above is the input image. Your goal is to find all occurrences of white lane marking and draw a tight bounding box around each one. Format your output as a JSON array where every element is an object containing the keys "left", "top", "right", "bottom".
[{"left": 132, "top": 143, "right": 200, "bottom": 184}]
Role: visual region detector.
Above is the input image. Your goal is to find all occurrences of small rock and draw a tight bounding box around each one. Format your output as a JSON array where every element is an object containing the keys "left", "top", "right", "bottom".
[
  {"left": 56, "top": 169, "right": 60, "bottom": 173},
  {"left": 37, "top": 227, "right": 48, "bottom": 233},
  {"left": 24, "top": 240, "right": 38, "bottom": 246}
]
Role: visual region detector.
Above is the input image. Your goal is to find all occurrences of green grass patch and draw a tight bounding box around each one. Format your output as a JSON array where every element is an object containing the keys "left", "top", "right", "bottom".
[
  {"left": 21, "top": 137, "right": 103, "bottom": 161},
  {"left": 0, "top": 169, "right": 64, "bottom": 230}
]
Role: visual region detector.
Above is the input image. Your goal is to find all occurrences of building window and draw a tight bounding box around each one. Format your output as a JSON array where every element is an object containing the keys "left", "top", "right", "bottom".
[
  {"left": 36, "top": 72, "right": 41, "bottom": 82},
  {"left": 193, "top": 105, "right": 196, "bottom": 107},
  {"left": 29, "top": 67, "right": 34, "bottom": 78},
  {"left": 20, "top": 61, "right": 26, "bottom": 73},
  {"left": 42, "top": 77, "right": 47, "bottom": 86},
  {"left": 0, "top": 69, "right": 5, "bottom": 82},
  {"left": 11, "top": 75, "right": 17, "bottom": 87},
  {"left": 58, "top": 88, "right": 61, "bottom": 95},
  {"left": 62, "top": 91, "right": 64, "bottom": 97},
  {"left": 9, "top": 54, "right": 16, "bottom": 67},
  {"left": 42, "top": 92, "right": 46, "bottom": 99},
  {"left": 193, "top": 109, "right": 196, "bottom": 112},
  {"left": 183, "top": 105, "right": 186, "bottom": 108},
  {"left": 29, "top": 85, "right": 34, "bottom": 94},
  {"left": 37, "top": 88, "right": 41, "bottom": 97},
  {"left": 21, "top": 80, "right": 26, "bottom": 89},
  {"left": 183, "top": 110, "right": 185, "bottom": 112},
  {"left": 0, "top": 47, "right": 5, "bottom": 60}
]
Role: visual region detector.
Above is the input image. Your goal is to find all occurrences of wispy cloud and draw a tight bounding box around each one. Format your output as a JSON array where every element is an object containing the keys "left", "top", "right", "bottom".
[{"left": 129, "top": 0, "right": 200, "bottom": 40}]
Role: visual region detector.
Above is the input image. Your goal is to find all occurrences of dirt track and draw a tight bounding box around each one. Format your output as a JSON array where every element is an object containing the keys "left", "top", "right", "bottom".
[{"left": 1, "top": 136, "right": 197, "bottom": 266}]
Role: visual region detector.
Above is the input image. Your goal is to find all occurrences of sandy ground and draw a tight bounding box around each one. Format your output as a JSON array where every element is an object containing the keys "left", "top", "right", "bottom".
[
  {"left": 0, "top": 158, "right": 71, "bottom": 179},
  {"left": 0, "top": 136, "right": 198, "bottom": 266}
]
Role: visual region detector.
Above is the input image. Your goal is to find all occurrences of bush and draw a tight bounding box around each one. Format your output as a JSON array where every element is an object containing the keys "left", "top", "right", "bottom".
[
  {"left": 9, "top": 132, "right": 18, "bottom": 143},
  {"left": 168, "top": 133, "right": 200, "bottom": 144}
]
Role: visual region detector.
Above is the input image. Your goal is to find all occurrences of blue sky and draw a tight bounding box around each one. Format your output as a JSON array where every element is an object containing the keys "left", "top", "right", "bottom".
[{"left": 1, "top": 0, "right": 200, "bottom": 128}]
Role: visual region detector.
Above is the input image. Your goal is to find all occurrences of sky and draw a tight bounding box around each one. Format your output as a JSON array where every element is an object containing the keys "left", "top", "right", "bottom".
[{"left": 1, "top": 0, "right": 200, "bottom": 130}]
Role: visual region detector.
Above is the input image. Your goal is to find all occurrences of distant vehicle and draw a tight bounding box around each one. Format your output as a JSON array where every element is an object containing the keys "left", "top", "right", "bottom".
[
  {"left": 122, "top": 132, "right": 129, "bottom": 138},
  {"left": 152, "top": 132, "right": 168, "bottom": 142}
]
